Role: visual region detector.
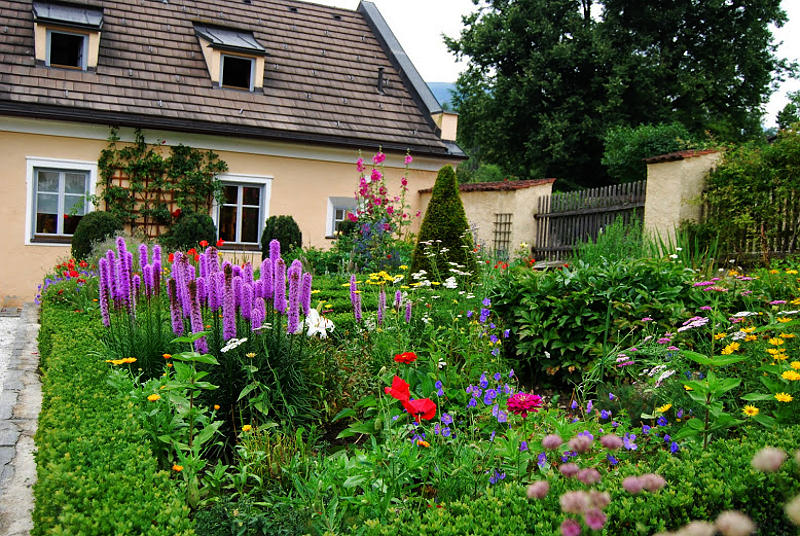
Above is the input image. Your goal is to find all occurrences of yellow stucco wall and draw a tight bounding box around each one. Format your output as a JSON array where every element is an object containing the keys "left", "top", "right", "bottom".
[
  {"left": 419, "top": 180, "right": 554, "bottom": 257},
  {"left": 644, "top": 152, "right": 721, "bottom": 243},
  {"left": 0, "top": 124, "right": 443, "bottom": 305}
]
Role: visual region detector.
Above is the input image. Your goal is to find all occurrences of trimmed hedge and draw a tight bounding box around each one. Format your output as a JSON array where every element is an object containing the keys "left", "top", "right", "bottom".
[
  {"left": 364, "top": 427, "right": 800, "bottom": 535},
  {"left": 34, "top": 303, "right": 194, "bottom": 535}
]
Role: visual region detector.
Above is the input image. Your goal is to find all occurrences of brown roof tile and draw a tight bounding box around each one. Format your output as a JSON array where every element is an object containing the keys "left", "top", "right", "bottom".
[
  {"left": 0, "top": 0, "right": 459, "bottom": 157},
  {"left": 643, "top": 149, "right": 719, "bottom": 164},
  {"left": 418, "top": 178, "right": 556, "bottom": 194}
]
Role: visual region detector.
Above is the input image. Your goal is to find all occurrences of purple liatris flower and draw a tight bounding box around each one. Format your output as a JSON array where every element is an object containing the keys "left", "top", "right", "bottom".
[
  {"left": 222, "top": 265, "right": 236, "bottom": 341},
  {"left": 168, "top": 278, "right": 184, "bottom": 335},
  {"left": 152, "top": 260, "right": 161, "bottom": 295},
  {"left": 349, "top": 274, "right": 358, "bottom": 306},
  {"left": 138, "top": 243, "right": 148, "bottom": 271},
  {"left": 404, "top": 300, "right": 412, "bottom": 323},
  {"left": 301, "top": 272, "right": 312, "bottom": 316},
  {"left": 98, "top": 257, "right": 111, "bottom": 327},
  {"left": 273, "top": 258, "right": 287, "bottom": 314},
  {"left": 377, "top": 287, "right": 386, "bottom": 325},
  {"left": 243, "top": 262, "right": 254, "bottom": 286},
  {"left": 152, "top": 244, "right": 161, "bottom": 264},
  {"left": 187, "top": 280, "right": 208, "bottom": 353},
  {"left": 269, "top": 238, "right": 281, "bottom": 263},
  {"left": 251, "top": 297, "right": 266, "bottom": 331},
  {"left": 232, "top": 275, "right": 243, "bottom": 311},
  {"left": 354, "top": 292, "right": 362, "bottom": 323},
  {"left": 261, "top": 258, "right": 273, "bottom": 300},
  {"left": 142, "top": 265, "right": 153, "bottom": 297},
  {"left": 241, "top": 282, "right": 253, "bottom": 320},
  {"left": 394, "top": 289, "right": 402, "bottom": 309},
  {"left": 287, "top": 260, "right": 302, "bottom": 334}
]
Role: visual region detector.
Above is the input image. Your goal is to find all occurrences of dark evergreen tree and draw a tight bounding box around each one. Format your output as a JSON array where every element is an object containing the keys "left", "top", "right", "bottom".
[{"left": 410, "top": 166, "right": 478, "bottom": 279}]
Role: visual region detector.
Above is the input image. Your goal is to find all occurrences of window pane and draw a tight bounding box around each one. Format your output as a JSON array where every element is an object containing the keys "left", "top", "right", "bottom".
[
  {"left": 64, "top": 214, "right": 83, "bottom": 235},
  {"left": 242, "top": 186, "right": 260, "bottom": 206},
  {"left": 223, "top": 185, "right": 238, "bottom": 204},
  {"left": 37, "top": 192, "right": 58, "bottom": 213},
  {"left": 50, "top": 32, "right": 84, "bottom": 68},
  {"left": 241, "top": 207, "right": 260, "bottom": 243},
  {"left": 36, "top": 213, "right": 58, "bottom": 234},
  {"left": 37, "top": 171, "right": 59, "bottom": 192},
  {"left": 64, "top": 194, "right": 85, "bottom": 215},
  {"left": 65, "top": 173, "right": 86, "bottom": 194},
  {"left": 335, "top": 208, "right": 345, "bottom": 220},
  {"left": 219, "top": 206, "right": 237, "bottom": 241},
  {"left": 221, "top": 56, "right": 252, "bottom": 89}
]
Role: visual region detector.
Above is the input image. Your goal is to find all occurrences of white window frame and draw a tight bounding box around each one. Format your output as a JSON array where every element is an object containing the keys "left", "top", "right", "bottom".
[
  {"left": 46, "top": 28, "right": 88, "bottom": 70},
  {"left": 212, "top": 173, "right": 272, "bottom": 245},
  {"left": 220, "top": 54, "right": 255, "bottom": 91},
  {"left": 326, "top": 196, "right": 358, "bottom": 237},
  {"left": 25, "top": 157, "right": 97, "bottom": 246}
]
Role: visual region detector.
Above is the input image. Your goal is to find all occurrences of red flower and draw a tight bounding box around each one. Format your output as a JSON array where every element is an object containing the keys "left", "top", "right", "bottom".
[
  {"left": 168, "top": 253, "right": 175, "bottom": 263},
  {"left": 172, "top": 208, "right": 182, "bottom": 218},
  {"left": 384, "top": 375, "right": 410, "bottom": 402},
  {"left": 186, "top": 248, "right": 197, "bottom": 256},
  {"left": 194, "top": 254, "right": 200, "bottom": 262},
  {"left": 402, "top": 398, "right": 437, "bottom": 422},
  {"left": 216, "top": 239, "right": 225, "bottom": 247},
  {"left": 394, "top": 351, "right": 418, "bottom": 364},
  {"left": 79, "top": 260, "right": 88, "bottom": 268},
  {"left": 506, "top": 392, "right": 543, "bottom": 418},
  {"left": 199, "top": 240, "right": 209, "bottom": 247}
]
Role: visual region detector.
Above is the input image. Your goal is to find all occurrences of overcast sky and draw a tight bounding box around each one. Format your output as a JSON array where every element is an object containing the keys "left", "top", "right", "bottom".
[{"left": 313, "top": 0, "right": 800, "bottom": 128}]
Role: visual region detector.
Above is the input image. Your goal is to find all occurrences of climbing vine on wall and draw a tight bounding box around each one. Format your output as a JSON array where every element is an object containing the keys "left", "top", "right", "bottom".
[{"left": 97, "top": 128, "right": 227, "bottom": 236}]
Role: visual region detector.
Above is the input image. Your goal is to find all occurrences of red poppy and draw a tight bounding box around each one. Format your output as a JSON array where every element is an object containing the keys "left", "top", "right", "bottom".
[
  {"left": 194, "top": 254, "right": 200, "bottom": 262},
  {"left": 402, "top": 398, "right": 437, "bottom": 422},
  {"left": 199, "top": 240, "right": 209, "bottom": 247},
  {"left": 79, "top": 260, "right": 88, "bottom": 268},
  {"left": 394, "top": 351, "right": 418, "bottom": 364},
  {"left": 168, "top": 253, "right": 175, "bottom": 263},
  {"left": 384, "top": 375, "right": 410, "bottom": 402},
  {"left": 216, "top": 239, "right": 225, "bottom": 247},
  {"left": 172, "top": 208, "right": 182, "bottom": 218},
  {"left": 187, "top": 248, "right": 197, "bottom": 256}
]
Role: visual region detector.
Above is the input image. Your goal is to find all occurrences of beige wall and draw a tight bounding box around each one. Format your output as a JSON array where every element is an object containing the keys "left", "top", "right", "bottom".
[
  {"left": 644, "top": 152, "right": 721, "bottom": 243},
  {"left": 0, "top": 124, "right": 444, "bottom": 305},
  {"left": 419, "top": 180, "right": 554, "bottom": 257}
]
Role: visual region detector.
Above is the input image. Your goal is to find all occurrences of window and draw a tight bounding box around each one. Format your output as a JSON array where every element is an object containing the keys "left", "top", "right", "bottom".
[
  {"left": 214, "top": 174, "right": 272, "bottom": 246},
  {"left": 493, "top": 213, "right": 513, "bottom": 258},
  {"left": 33, "top": 2, "right": 103, "bottom": 71},
  {"left": 25, "top": 157, "right": 97, "bottom": 245},
  {"left": 194, "top": 23, "right": 266, "bottom": 91},
  {"left": 326, "top": 197, "right": 357, "bottom": 237},
  {"left": 221, "top": 54, "right": 254, "bottom": 90},
  {"left": 47, "top": 29, "right": 87, "bottom": 69}
]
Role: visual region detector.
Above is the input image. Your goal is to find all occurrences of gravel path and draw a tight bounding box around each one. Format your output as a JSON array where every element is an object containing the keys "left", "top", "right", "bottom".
[{"left": 0, "top": 317, "right": 20, "bottom": 395}]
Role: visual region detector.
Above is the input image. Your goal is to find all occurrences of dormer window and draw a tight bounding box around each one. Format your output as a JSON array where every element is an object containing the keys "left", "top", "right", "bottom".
[
  {"left": 194, "top": 23, "right": 266, "bottom": 91},
  {"left": 32, "top": 1, "right": 103, "bottom": 71}
]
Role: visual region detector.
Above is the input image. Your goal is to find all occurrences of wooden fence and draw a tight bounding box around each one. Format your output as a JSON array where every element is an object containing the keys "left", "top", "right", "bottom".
[{"left": 533, "top": 181, "right": 647, "bottom": 261}]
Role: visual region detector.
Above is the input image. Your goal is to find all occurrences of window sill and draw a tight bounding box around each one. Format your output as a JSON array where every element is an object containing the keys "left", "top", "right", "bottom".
[
  {"left": 218, "top": 243, "right": 260, "bottom": 252},
  {"left": 31, "top": 234, "right": 72, "bottom": 245}
]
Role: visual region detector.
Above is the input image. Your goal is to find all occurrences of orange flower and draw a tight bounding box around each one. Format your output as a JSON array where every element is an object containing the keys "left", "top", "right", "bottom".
[
  {"left": 172, "top": 464, "right": 183, "bottom": 472},
  {"left": 242, "top": 425, "right": 252, "bottom": 432}
]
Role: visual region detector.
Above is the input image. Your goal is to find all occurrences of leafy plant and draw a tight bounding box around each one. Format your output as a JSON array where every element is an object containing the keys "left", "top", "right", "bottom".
[
  {"left": 260, "top": 215, "right": 302, "bottom": 260},
  {"left": 70, "top": 210, "right": 123, "bottom": 260}
]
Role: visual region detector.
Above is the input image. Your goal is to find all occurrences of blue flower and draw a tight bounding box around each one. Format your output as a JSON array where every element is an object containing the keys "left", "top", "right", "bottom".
[
  {"left": 483, "top": 389, "right": 498, "bottom": 405},
  {"left": 608, "top": 392, "right": 616, "bottom": 401},
  {"left": 586, "top": 400, "right": 593, "bottom": 412},
  {"left": 537, "top": 452, "right": 547, "bottom": 467},
  {"left": 468, "top": 398, "right": 477, "bottom": 408},
  {"left": 677, "top": 409, "right": 684, "bottom": 419},
  {"left": 479, "top": 373, "right": 489, "bottom": 389},
  {"left": 600, "top": 409, "right": 611, "bottom": 420},
  {"left": 482, "top": 297, "right": 491, "bottom": 307},
  {"left": 571, "top": 418, "right": 579, "bottom": 423},
  {"left": 670, "top": 441, "right": 679, "bottom": 454},
  {"left": 466, "top": 310, "right": 473, "bottom": 318},
  {"left": 504, "top": 329, "right": 511, "bottom": 338},
  {"left": 623, "top": 433, "right": 637, "bottom": 451},
  {"left": 520, "top": 441, "right": 528, "bottom": 452},
  {"left": 441, "top": 413, "right": 453, "bottom": 425},
  {"left": 663, "top": 434, "right": 671, "bottom": 442},
  {"left": 607, "top": 454, "right": 619, "bottom": 465},
  {"left": 497, "top": 411, "right": 508, "bottom": 424},
  {"left": 612, "top": 421, "right": 620, "bottom": 428},
  {"left": 571, "top": 400, "right": 578, "bottom": 410},
  {"left": 578, "top": 430, "right": 594, "bottom": 440},
  {"left": 489, "top": 430, "right": 496, "bottom": 442},
  {"left": 434, "top": 423, "right": 440, "bottom": 435},
  {"left": 491, "top": 347, "right": 500, "bottom": 356},
  {"left": 491, "top": 336, "right": 500, "bottom": 346},
  {"left": 657, "top": 416, "right": 668, "bottom": 427},
  {"left": 642, "top": 425, "right": 651, "bottom": 435},
  {"left": 442, "top": 427, "right": 451, "bottom": 438},
  {"left": 488, "top": 469, "right": 505, "bottom": 485},
  {"left": 489, "top": 322, "right": 496, "bottom": 329}
]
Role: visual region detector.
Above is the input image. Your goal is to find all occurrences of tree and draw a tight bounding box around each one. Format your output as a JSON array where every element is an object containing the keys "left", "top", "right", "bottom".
[
  {"left": 447, "top": 0, "right": 792, "bottom": 188},
  {"left": 602, "top": 122, "right": 696, "bottom": 183},
  {"left": 410, "top": 166, "right": 477, "bottom": 279},
  {"left": 777, "top": 90, "right": 800, "bottom": 129}
]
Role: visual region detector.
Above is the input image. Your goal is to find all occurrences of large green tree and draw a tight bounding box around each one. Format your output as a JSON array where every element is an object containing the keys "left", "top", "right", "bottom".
[{"left": 447, "top": 0, "right": 792, "bottom": 188}]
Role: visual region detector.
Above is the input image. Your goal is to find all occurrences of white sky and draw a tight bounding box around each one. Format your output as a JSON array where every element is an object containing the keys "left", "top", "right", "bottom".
[{"left": 312, "top": 0, "right": 800, "bottom": 128}]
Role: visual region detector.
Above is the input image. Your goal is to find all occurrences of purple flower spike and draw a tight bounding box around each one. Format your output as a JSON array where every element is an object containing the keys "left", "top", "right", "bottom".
[
  {"left": 274, "top": 258, "right": 287, "bottom": 314},
  {"left": 188, "top": 280, "right": 207, "bottom": 354},
  {"left": 377, "top": 287, "right": 386, "bottom": 325},
  {"left": 349, "top": 274, "right": 358, "bottom": 306},
  {"left": 222, "top": 265, "right": 236, "bottom": 341},
  {"left": 232, "top": 276, "right": 243, "bottom": 312},
  {"left": 394, "top": 290, "right": 402, "bottom": 309},
  {"left": 287, "top": 260, "right": 302, "bottom": 334},
  {"left": 243, "top": 262, "right": 254, "bottom": 286},
  {"left": 138, "top": 243, "right": 148, "bottom": 271},
  {"left": 168, "top": 278, "right": 184, "bottom": 335},
  {"left": 405, "top": 300, "right": 412, "bottom": 323},
  {"left": 269, "top": 239, "right": 281, "bottom": 263},
  {"left": 98, "top": 257, "right": 111, "bottom": 327},
  {"left": 252, "top": 297, "right": 266, "bottom": 331},
  {"left": 301, "top": 272, "right": 313, "bottom": 316},
  {"left": 354, "top": 292, "right": 362, "bottom": 323},
  {"left": 241, "top": 282, "right": 254, "bottom": 320},
  {"left": 261, "top": 258, "right": 273, "bottom": 301}
]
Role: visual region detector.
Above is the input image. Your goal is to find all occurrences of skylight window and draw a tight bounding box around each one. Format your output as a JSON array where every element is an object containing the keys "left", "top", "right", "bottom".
[
  {"left": 194, "top": 23, "right": 266, "bottom": 92},
  {"left": 32, "top": 2, "right": 103, "bottom": 71}
]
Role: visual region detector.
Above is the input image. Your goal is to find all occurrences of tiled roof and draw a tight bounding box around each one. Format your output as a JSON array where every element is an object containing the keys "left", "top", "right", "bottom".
[
  {"left": 643, "top": 149, "right": 718, "bottom": 164},
  {"left": 0, "top": 0, "right": 458, "bottom": 157},
  {"left": 418, "top": 178, "right": 555, "bottom": 194}
]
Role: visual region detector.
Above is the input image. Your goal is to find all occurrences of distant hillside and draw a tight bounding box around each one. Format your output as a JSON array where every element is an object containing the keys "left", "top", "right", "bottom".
[{"left": 428, "top": 82, "right": 456, "bottom": 109}]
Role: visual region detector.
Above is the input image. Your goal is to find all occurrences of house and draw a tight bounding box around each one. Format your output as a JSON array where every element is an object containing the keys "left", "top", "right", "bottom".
[{"left": 0, "top": 0, "right": 465, "bottom": 305}]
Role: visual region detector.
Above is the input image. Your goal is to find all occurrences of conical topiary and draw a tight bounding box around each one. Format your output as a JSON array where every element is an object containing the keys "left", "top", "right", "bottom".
[{"left": 410, "top": 165, "right": 478, "bottom": 279}]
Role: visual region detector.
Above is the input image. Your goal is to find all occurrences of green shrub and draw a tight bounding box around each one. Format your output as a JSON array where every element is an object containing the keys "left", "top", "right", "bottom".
[
  {"left": 33, "top": 303, "right": 194, "bottom": 535},
  {"left": 261, "top": 215, "right": 302, "bottom": 260},
  {"left": 571, "top": 215, "right": 648, "bottom": 265},
  {"left": 160, "top": 212, "right": 217, "bottom": 252},
  {"left": 410, "top": 165, "right": 477, "bottom": 279},
  {"left": 70, "top": 210, "right": 123, "bottom": 260},
  {"left": 602, "top": 122, "right": 697, "bottom": 183}
]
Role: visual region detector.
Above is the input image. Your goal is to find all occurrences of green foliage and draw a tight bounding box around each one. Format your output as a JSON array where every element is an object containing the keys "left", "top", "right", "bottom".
[
  {"left": 456, "top": 160, "right": 507, "bottom": 184},
  {"left": 602, "top": 122, "right": 698, "bottom": 183},
  {"left": 702, "top": 129, "right": 800, "bottom": 259},
  {"left": 194, "top": 498, "right": 307, "bottom": 536},
  {"left": 448, "top": 0, "right": 792, "bottom": 187},
  {"left": 410, "top": 166, "right": 477, "bottom": 279},
  {"left": 495, "top": 257, "right": 694, "bottom": 385},
  {"left": 261, "top": 215, "right": 302, "bottom": 260},
  {"left": 33, "top": 303, "right": 194, "bottom": 535},
  {"left": 97, "top": 127, "right": 226, "bottom": 233},
  {"left": 777, "top": 90, "right": 800, "bottom": 129},
  {"left": 571, "top": 215, "right": 648, "bottom": 265},
  {"left": 70, "top": 211, "right": 123, "bottom": 260},
  {"left": 161, "top": 212, "right": 217, "bottom": 252}
]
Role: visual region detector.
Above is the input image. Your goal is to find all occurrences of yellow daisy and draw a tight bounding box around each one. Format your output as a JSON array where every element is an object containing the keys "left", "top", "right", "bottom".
[
  {"left": 743, "top": 405, "right": 759, "bottom": 417},
  {"left": 741, "top": 327, "right": 756, "bottom": 333},
  {"left": 780, "top": 333, "right": 795, "bottom": 339},
  {"left": 721, "top": 342, "right": 740, "bottom": 355},
  {"left": 147, "top": 394, "right": 161, "bottom": 402},
  {"left": 782, "top": 370, "right": 800, "bottom": 381},
  {"left": 778, "top": 317, "right": 792, "bottom": 323},
  {"left": 744, "top": 335, "right": 757, "bottom": 342},
  {"left": 775, "top": 392, "right": 793, "bottom": 402},
  {"left": 656, "top": 403, "right": 672, "bottom": 413},
  {"left": 769, "top": 338, "right": 785, "bottom": 346},
  {"left": 791, "top": 361, "right": 800, "bottom": 370},
  {"left": 714, "top": 333, "right": 726, "bottom": 340}
]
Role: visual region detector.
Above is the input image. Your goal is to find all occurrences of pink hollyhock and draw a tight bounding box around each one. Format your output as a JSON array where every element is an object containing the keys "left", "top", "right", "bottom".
[
  {"left": 370, "top": 168, "right": 382, "bottom": 183},
  {"left": 507, "top": 392, "right": 543, "bottom": 418},
  {"left": 404, "top": 154, "right": 413, "bottom": 165},
  {"left": 346, "top": 212, "right": 358, "bottom": 222},
  {"left": 357, "top": 157, "right": 365, "bottom": 173},
  {"left": 373, "top": 152, "right": 386, "bottom": 164},
  {"left": 401, "top": 177, "right": 408, "bottom": 186}
]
